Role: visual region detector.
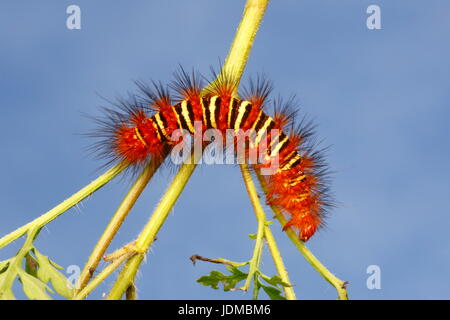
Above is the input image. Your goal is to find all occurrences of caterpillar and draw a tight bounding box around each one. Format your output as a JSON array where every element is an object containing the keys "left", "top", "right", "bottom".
[{"left": 90, "top": 67, "right": 332, "bottom": 241}]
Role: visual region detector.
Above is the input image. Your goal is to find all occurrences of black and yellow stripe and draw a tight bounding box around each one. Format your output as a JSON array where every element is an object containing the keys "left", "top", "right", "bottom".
[
  {"left": 255, "top": 115, "right": 275, "bottom": 145},
  {"left": 232, "top": 101, "right": 252, "bottom": 132},
  {"left": 146, "top": 95, "right": 304, "bottom": 173},
  {"left": 153, "top": 112, "right": 171, "bottom": 140},
  {"left": 269, "top": 132, "right": 289, "bottom": 158},
  {"left": 171, "top": 101, "right": 195, "bottom": 134},
  {"left": 181, "top": 100, "right": 195, "bottom": 133},
  {"left": 200, "top": 95, "right": 223, "bottom": 129},
  {"left": 134, "top": 127, "right": 149, "bottom": 146},
  {"left": 227, "top": 98, "right": 236, "bottom": 127},
  {"left": 281, "top": 152, "right": 302, "bottom": 171}
]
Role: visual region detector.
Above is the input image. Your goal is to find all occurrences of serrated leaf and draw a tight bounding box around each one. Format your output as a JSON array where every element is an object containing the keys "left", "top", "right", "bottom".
[
  {"left": 197, "top": 267, "right": 248, "bottom": 292},
  {"left": 44, "top": 267, "right": 74, "bottom": 299},
  {"left": 226, "top": 265, "right": 248, "bottom": 278},
  {"left": 260, "top": 274, "right": 291, "bottom": 288},
  {"left": 197, "top": 270, "right": 226, "bottom": 290},
  {"left": 18, "top": 270, "right": 52, "bottom": 300},
  {"left": 260, "top": 283, "right": 286, "bottom": 300},
  {"left": 33, "top": 249, "right": 74, "bottom": 299}
]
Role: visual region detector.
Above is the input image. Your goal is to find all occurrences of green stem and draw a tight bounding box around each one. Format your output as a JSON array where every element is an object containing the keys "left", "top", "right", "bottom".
[
  {"left": 73, "top": 252, "right": 134, "bottom": 300},
  {"left": 222, "top": 0, "right": 269, "bottom": 83},
  {"left": 255, "top": 170, "right": 348, "bottom": 300},
  {"left": 106, "top": 0, "right": 269, "bottom": 300},
  {"left": 76, "top": 160, "right": 162, "bottom": 293},
  {"left": 241, "top": 217, "right": 264, "bottom": 292},
  {"left": 0, "top": 163, "right": 127, "bottom": 250},
  {"left": 239, "top": 163, "right": 296, "bottom": 300},
  {"left": 106, "top": 152, "right": 199, "bottom": 300},
  {"left": 263, "top": 225, "right": 296, "bottom": 298}
]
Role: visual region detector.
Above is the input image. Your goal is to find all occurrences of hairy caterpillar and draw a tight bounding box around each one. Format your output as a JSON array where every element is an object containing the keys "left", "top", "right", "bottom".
[{"left": 90, "top": 68, "right": 332, "bottom": 241}]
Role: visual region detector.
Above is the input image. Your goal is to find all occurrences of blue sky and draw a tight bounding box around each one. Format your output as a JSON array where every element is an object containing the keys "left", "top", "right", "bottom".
[{"left": 1, "top": 0, "right": 449, "bottom": 299}]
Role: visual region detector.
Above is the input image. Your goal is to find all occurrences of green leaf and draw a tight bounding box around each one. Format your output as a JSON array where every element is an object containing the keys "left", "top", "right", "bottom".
[
  {"left": 197, "top": 266, "right": 248, "bottom": 292},
  {"left": 45, "top": 267, "right": 74, "bottom": 299},
  {"left": 248, "top": 234, "right": 257, "bottom": 239},
  {"left": 260, "top": 274, "right": 291, "bottom": 288},
  {"left": 260, "top": 283, "right": 286, "bottom": 300},
  {"left": 18, "top": 270, "right": 52, "bottom": 300},
  {"left": 0, "top": 272, "right": 16, "bottom": 300},
  {"left": 0, "top": 289, "right": 16, "bottom": 300},
  {"left": 33, "top": 249, "right": 74, "bottom": 299},
  {"left": 254, "top": 275, "right": 287, "bottom": 300},
  {"left": 226, "top": 265, "right": 247, "bottom": 278},
  {"left": 197, "top": 271, "right": 226, "bottom": 290}
]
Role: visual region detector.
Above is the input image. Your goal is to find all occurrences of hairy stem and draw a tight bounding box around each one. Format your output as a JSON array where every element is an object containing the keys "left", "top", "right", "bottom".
[
  {"left": 0, "top": 163, "right": 127, "bottom": 250},
  {"left": 240, "top": 164, "right": 296, "bottom": 300},
  {"left": 222, "top": 0, "right": 269, "bottom": 83},
  {"left": 255, "top": 170, "right": 348, "bottom": 300},
  {"left": 73, "top": 251, "right": 135, "bottom": 300},
  {"left": 106, "top": 153, "right": 199, "bottom": 299},
  {"left": 76, "top": 160, "right": 162, "bottom": 293}
]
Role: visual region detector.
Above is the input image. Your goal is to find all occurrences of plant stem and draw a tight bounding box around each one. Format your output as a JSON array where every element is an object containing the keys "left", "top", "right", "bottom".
[
  {"left": 222, "top": 0, "right": 269, "bottom": 82},
  {"left": 73, "top": 251, "right": 134, "bottom": 300},
  {"left": 263, "top": 224, "right": 296, "bottom": 298},
  {"left": 0, "top": 163, "right": 127, "bottom": 250},
  {"left": 241, "top": 217, "right": 264, "bottom": 292},
  {"left": 239, "top": 164, "right": 296, "bottom": 300},
  {"left": 255, "top": 170, "right": 348, "bottom": 300},
  {"left": 106, "top": 0, "right": 269, "bottom": 300},
  {"left": 106, "top": 152, "right": 199, "bottom": 300},
  {"left": 76, "top": 160, "right": 162, "bottom": 293}
]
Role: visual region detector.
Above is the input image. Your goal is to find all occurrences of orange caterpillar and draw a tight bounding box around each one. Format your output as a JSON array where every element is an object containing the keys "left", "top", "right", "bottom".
[{"left": 90, "top": 68, "right": 332, "bottom": 241}]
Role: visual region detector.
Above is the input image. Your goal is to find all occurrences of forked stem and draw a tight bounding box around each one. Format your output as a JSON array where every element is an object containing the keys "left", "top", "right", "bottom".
[
  {"left": 73, "top": 251, "right": 134, "bottom": 300},
  {"left": 240, "top": 164, "right": 296, "bottom": 300},
  {"left": 76, "top": 160, "right": 162, "bottom": 294},
  {"left": 255, "top": 170, "right": 349, "bottom": 300},
  {"left": 107, "top": 152, "right": 199, "bottom": 299}
]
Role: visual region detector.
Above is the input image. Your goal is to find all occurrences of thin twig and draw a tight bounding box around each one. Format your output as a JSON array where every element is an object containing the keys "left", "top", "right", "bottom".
[{"left": 189, "top": 255, "right": 247, "bottom": 267}]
